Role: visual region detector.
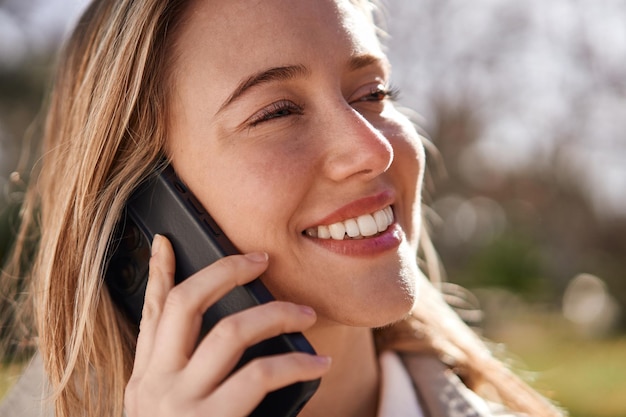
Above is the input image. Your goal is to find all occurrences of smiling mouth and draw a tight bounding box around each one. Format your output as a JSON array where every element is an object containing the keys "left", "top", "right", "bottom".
[{"left": 304, "top": 206, "right": 394, "bottom": 240}]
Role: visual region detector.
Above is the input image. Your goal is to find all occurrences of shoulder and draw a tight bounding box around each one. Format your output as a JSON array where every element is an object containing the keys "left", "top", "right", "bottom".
[{"left": 397, "top": 352, "right": 529, "bottom": 417}]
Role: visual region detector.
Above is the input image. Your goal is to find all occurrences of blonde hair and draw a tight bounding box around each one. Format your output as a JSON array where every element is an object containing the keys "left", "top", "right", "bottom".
[
  {"left": 4, "top": 0, "right": 188, "bottom": 415},
  {"left": 2, "top": 0, "right": 563, "bottom": 416}
]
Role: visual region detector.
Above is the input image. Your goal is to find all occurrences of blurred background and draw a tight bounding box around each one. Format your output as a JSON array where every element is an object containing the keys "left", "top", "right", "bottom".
[{"left": 0, "top": 0, "right": 624, "bottom": 415}]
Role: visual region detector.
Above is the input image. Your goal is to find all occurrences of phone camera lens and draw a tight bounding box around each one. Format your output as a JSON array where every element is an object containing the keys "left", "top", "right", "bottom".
[
  {"left": 121, "top": 224, "right": 143, "bottom": 252},
  {"left": 109, "top": 256, "right": 139, "bottom": 294}
]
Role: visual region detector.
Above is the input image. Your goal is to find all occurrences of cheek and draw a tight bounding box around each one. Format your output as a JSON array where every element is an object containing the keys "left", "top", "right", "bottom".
[
  {"left": 388, "top": 114, "right": 424, "bottom": 171},
  {"left": 192, "top": 138, "right": 315, "bottom": 251},
  {"left": 378, "top": 107, "right": 425, "bottom": 178},
  {"left": 384, "top": 118, "right": 425, "bottom": 247}
]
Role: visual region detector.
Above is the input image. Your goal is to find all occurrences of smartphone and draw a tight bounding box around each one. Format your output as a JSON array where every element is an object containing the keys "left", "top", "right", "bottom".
[{"left": 105, "top": 163, "right": 320, "bottom": 417}]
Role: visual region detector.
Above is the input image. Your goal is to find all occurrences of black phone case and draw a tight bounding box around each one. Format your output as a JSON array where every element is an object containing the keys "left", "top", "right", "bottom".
[{"left": 105, "top": 164, "right": 320, "bottom": 417}]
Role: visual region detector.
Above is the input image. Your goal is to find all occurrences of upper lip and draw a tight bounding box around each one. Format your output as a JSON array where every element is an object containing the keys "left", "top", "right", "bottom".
[{"left": 302, "top": 189, "right": 395, "bottom": 230}]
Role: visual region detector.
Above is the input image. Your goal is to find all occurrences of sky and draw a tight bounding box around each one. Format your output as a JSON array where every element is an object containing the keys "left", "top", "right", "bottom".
[
  {"left": 0, "top": 0, "right": 88, "bottom": 65},
  {"left": 1, "top": 0, "right": 626, "bottom": 219},
  {"left": 384, "top": 0, "right": 626, "bottom": 219}
]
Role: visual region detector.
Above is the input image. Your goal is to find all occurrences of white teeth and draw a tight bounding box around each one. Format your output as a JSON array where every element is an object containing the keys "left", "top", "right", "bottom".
[
  {"left": 305, "top": 206, "right": 394, "bottom": 241},
  {"left": 344, "top": 218, "right": 360, "bottom": 237},
  {"left": 318, "top": 225, "right": 331, "bottom": 239},
  {"left": 373, "top": 209, "right": 388, "bottom": 232},
  {"left": 384, "top": 206, "right": 393, "bottom": 224},
  {"left": 357, "top": 214, "right": 378, "bottom": 237},
  {"left": 328, "top": 222, "right": 346, "bottom": 240}
]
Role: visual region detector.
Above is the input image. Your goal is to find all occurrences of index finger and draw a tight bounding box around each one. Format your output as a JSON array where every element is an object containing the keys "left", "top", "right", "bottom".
[
  {"left": 150, "top": 252, "right": 269, "bottom": 372},
  {"left": 131, "top": 234, "right": 176, "bottom": 377}
]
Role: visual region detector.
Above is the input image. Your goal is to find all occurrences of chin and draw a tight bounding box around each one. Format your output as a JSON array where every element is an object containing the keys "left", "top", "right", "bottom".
[
  {"left": 332, "top": 260, "right": 420, "bottom": 329},
  {"left": 368, "top": 280, "right": 418, "bottom": 328}
]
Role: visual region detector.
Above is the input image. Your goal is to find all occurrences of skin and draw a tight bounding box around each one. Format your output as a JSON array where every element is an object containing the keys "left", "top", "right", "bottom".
[{"left": 125, "top": 1, "right": 426, "bottom": 416}]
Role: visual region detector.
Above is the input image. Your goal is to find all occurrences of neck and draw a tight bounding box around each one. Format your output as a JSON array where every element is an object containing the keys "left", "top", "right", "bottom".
[{"left": 298, "top": 321, "right": 380, "bottom": 417}]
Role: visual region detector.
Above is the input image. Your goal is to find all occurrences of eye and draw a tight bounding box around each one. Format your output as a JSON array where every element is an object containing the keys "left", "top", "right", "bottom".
[
  {"left": 248, "top": 100, "right": 304, "bottom": 127},
  {"left": 352, "top": 84, "right": 400, "bottom": 104}
]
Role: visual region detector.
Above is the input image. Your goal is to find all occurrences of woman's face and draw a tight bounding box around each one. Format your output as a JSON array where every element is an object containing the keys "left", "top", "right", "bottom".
[{"left": 167, "top": 0, "right": 425, "bottom": 328}]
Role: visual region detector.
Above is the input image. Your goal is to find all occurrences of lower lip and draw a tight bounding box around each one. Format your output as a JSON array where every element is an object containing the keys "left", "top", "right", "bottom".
[{"left": 304, "top": 223, "right": 403, "bottom": 257}]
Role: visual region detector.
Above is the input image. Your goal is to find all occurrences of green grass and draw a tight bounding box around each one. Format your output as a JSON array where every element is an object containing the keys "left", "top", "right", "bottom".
[
  {"left": 488, "top": 311, "right": 626, "bottom": 417},
  {"left": 0, "top": 362, "right": 27, "bottom": 401}
]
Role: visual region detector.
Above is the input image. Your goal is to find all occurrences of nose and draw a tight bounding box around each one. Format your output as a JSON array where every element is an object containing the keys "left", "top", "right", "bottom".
[{"left": 321, "top": 104, "right": 394, "bottom": 182}]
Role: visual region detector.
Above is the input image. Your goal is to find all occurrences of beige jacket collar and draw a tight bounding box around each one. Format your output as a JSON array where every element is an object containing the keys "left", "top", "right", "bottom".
[{"left": 401, "top": 353, "right": 524, "bottom": 417}]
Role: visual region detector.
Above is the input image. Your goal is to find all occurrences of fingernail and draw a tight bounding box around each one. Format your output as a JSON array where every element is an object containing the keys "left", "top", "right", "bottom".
[
  {"left": 313, "top": 355, "right": 332, "bottom": 367},
  {"left": 151, "top": 234, "right": 162, "bottom": 257},
  {"left": 245, "top": 251, "right": 268, "bottom": 263},
  {"left": 299, "top": 305, "right": 315, "bottom": 316}
]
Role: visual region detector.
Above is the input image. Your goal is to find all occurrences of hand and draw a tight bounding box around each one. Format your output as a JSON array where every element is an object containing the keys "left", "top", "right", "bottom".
[{"left": 124, "top": 234, "right": 330, "bottom": 417}]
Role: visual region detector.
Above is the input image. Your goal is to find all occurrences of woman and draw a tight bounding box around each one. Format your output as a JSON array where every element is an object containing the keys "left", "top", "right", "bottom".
[{"left": 1, "top": 0, "right": 564, "bottom": 416}]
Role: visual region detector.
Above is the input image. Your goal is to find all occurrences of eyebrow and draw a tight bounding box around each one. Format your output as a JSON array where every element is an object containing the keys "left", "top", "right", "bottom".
[
  {"left": 217, "top": 54, "right": 388, "bottom": 113},
  {"left": 348, "top": 53, "right": 388, "bottom": 72},
  {"left": 217, "top": 65, "right": 310, "bottom": 113}
]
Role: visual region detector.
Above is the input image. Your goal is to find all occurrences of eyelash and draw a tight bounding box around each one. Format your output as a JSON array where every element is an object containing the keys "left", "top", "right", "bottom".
[
  {"left": 248, "top": 100, "right": 304, "bottom": 127},
  {"left": 247, "top": 85, "right": 400, "bottom": 127},
  {"left": 355, "top": 85, "right": 400, "bottom": 103}
]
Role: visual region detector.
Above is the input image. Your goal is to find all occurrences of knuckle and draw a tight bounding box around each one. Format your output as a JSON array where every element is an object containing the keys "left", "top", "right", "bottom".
[
  {"left": 124, "top": 378, "right": 141, "bottom": 414},
  {"left": 260, "top": 302, "right": 300, "bottom": 331},
  {"left": 212, "top": 255, "right": 243, "bottom": 274},
  {"left": 149, "top": 251, "right": 174, "bottom": 280},
  {"left": 125, "top": 376, "right": 179, "bottom": 417},
  {"left": 247, "top": 359, "right": 275, "bottom": 385},
  {"left": 270, "top": 301, "right": 295, "bottom": 317},
  {"left": 140, "top": 298, "right": 162, "bottom": 323},
  {"left": 211, "top": 316, "right": 244, "bottom": 343},
  {"left": 160, "top": 399, "right": 180, "bottom": 417},
  {"left": 164, "top": 285, "right": 190, "bottom": 311},
  {"left": 148, "top": 255, "right": 164, "bottom": 279},
  {"left": 124, "top": 379, "right": 137, "bottom": 398}
]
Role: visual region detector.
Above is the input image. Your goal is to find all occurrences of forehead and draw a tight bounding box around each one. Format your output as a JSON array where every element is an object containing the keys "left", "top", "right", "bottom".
[{"left": 172, "top": 0, "right": 383, "bottom": 78}]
